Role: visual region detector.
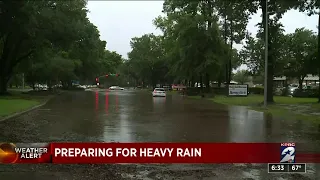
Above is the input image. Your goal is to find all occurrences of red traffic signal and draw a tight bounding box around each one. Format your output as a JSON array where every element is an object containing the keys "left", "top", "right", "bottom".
[
  {"left": 116, "top": 73, "right": 119, "bottom": 77},
  {"left": 106, "top": 74, "right": 109, "bottom": 77},
  {"left": 95, "top": 78, "right": 98, "bottom": 82}
]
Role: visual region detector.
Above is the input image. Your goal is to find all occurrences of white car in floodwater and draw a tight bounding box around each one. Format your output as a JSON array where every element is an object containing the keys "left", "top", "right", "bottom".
[
  {"left": 152, "top": 88, "right": 166, "bottom": 97},
  {"left": 109, "top": 86, "right": 124, "bottom": 90}
]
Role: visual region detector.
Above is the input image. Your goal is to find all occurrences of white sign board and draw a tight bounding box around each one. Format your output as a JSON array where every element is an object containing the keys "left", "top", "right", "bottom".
[{"left": 228, "top": 85, "right": 248, "bottom": 96}]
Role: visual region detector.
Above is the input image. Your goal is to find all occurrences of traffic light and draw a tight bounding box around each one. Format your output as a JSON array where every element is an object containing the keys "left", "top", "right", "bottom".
[
  {"left": 116, "top": 73, "right": 119, "bottom": 77},
  {"left": 95, "top": 78, "right": 98, "bottom": 82},
  {"left": 106, "top": 74, "right": 109, "bottom": 77}
]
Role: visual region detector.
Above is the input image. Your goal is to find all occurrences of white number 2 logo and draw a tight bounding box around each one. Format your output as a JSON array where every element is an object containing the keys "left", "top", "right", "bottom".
[
  {"left": 281, "top": 147, "right": 295, "bottom": 162},
  {"left": 281, "top": 147, "right": 295, "bottom": 156}
]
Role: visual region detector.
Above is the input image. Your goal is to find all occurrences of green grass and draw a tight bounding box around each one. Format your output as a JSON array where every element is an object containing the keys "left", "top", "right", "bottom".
[
  {"left": 189, "top": 95, "right": 320, "bottom": 122},
  {"left": 0, "top": 99, "right": 40, "bottom": 117},
  {"left": 211, "top": 95, "right": 318, "bottom": 106},
  {"left": 251, "top": 105, "right": 320, "bottom": 121},
  {"left": 311, "top": 103, "right": 320, "bottom": 110},
  {"left": 0, "top": 90, "right": 53, "bottom": 118}
]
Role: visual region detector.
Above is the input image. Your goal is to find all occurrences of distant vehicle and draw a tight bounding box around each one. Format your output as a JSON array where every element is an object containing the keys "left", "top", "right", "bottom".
[
  {"left": 288, "top": 84, "right": 299, "bottom": 95},
  {"left": 76, "top": 85, "right": 87, "bottom": 89},
  {"left": 35, "top": 84, "right": 48, "bottom": 90},
  {"left": 109, "top": 86, "right": 124, "bottom": 90},
  {"left": 152, "top": 88, "right": 166, "bottom": 97}
]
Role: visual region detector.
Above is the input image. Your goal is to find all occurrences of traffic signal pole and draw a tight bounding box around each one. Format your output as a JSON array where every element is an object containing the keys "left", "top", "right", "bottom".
[{"left": 95, "top": 73, "right": 120, "bottom": 82}]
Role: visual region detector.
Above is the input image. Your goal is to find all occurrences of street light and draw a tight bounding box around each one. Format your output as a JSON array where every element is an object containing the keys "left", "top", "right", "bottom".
[{"left": 264, "top": 0, "right": 268, "bottom": 107}]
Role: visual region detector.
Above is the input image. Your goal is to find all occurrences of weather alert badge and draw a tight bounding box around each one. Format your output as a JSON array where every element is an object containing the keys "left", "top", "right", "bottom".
[
  {"left": 0, "top": 143, "right": 19, "bottom": 163},
  {"left": 280, "top": 143, "right": 295, "bottom": 163}
]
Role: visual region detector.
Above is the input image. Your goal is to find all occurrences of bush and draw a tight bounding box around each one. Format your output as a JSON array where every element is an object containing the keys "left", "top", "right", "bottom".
[
  {"left": 186, "top": 87, "right": 228, "bottom": 96},
  {"left": 248, "top": 87, "right": 291, "bottom": 96},
  {"left": 186, "top": 87, "right": 200, "bottom": 96},
  {"left": 292, "top": 88, "right": 319, "bottom": 98},
  {"left": 212, "top": 87, "right": 227, "bottom": 95},
  {"left": 249, "top": 87, "right": 264, "bottom": 94}
]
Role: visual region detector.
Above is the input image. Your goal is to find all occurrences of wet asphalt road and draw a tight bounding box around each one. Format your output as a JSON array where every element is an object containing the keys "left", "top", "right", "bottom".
[{"left": 0, "top": 89, "right": 319, "bottom": 180}]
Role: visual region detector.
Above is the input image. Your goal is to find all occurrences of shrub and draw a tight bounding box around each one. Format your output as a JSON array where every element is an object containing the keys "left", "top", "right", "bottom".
[
  {"left": 212, "top": 87, "right": 227, "bottom": 95},
  {"left": 292, "top": 88, "right": 319, "bottom": 98},
  {"left": 186, "top": 87, "right": 200, "bottom": 96},
  {"left": 249, "top": 87, "right": 264, "bottom": 94}
]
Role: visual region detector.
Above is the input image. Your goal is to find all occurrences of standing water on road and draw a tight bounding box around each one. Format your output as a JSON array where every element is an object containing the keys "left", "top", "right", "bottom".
[{"left": 0, "top": 90, "right": 319, "bottom": 179}]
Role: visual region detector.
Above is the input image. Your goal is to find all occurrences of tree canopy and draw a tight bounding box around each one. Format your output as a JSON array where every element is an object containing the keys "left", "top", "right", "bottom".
[
  {"left": 2, "top": 0, "right": 320, "bottom": 103},
  {"left": 0, "top": 0, "right": 123, "bottom": 93}
]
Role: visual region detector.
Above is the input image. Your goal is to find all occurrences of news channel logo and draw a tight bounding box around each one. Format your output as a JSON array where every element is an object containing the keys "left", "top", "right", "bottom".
[
  {"left": 280, "top": 143, "right": 295, "bottom": 163},
  {"left": 0, "top": 143, "right": 19, "bottom": 163}
]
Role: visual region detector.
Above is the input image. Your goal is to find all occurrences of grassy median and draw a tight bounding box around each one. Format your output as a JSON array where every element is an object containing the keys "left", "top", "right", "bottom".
[
  {"left": 189, "top": 95, "right": 320, "bottom": 121},
  {"left": 0, "top": 90, "right": 53, "bottom": 118},
  {"left": 0, "top": 99, "right": 40, "bottom": 117}
]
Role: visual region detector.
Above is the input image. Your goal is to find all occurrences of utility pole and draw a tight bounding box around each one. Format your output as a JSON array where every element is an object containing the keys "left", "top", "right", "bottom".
[{"left": 263, "top": 0, "right": 268, "bottom": 107}]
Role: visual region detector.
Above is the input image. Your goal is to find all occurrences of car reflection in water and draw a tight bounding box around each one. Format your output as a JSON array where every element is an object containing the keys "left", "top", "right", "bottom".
[
  {"left": 105, "top": 90, "right": 109, "bottom": 115},
  {"left": 95, "top": 91, "right": 99, "bottom": 112}
]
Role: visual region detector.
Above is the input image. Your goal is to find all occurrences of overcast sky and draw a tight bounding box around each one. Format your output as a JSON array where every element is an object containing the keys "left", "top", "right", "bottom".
[{"left": 87, "top": 1, "right": 318, "bottom": 61}]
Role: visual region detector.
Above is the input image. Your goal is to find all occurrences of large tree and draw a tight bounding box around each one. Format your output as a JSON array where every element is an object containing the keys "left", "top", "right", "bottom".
[
  {"left": 0, "top": 0, "right": 123, "bottom": 92},
  {"left": 233, "top": 70, "right": 250, "bottom": 84},
  {"left": 0, "top": 0, "right": 89, "bottom": 94},
  {"left": 284, "top": 28, "right": 318, "bottom": 89},
  {"left": 154, "top": 0, "right": 228, "bottom": 93},
  {"left": 240, "top": 0, "right": 300, "bottom": 103},
  {"left": 215, "top": 0, "right": 254, "bottom": 84},
  {"left": 127, "top": 34, "right": 168, "bottom": 88},
  {"left": 295, "top": 0, "right": 320, "bottom": 102}
]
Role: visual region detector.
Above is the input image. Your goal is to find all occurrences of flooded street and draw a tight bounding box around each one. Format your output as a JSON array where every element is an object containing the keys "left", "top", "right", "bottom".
[{"left": 0, "top": 90, "right": 319, "bottom": 179}]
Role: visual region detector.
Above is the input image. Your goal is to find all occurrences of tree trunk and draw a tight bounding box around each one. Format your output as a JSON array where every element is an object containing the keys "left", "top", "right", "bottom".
[
  {"left": 218, "top": 81, "right": 222, "bottom": 88},
  {"left": 318, "top": 12, "right": 320, "bottom": 102},
  {"left": 298, "top": 78, "right": 303, "bottom": 91},
  {"left": 0, "top": 75, "right": 9, "bottom": 95},
  {"left": 205, "top": 73, "right": 210, "bottom": 92},
  {"left": 223, "top": 8, "right": 229, "bottom": 84},
  {"left": 191, "top": 76, "right": 194, "bottom": 87},
  {"left": 48, "top": 80, "right": 53, "bottom": 91},
  {"left": 218, "top": 72, "right": 223, "bottom": 88},
  {"left": 228, "top": 19, "right": 233, "bottom": 84},
  {"left": 199, "top": 75, "right": 204, "bottom": 97}
]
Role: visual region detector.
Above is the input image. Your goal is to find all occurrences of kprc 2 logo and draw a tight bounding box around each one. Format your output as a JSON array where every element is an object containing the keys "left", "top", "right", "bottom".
[{"left": 280, "top": 143, "right": 295, "bottom": 163}]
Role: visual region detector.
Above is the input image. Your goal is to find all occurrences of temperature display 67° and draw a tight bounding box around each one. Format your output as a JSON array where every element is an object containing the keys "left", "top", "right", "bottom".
[{"left": 268, "top": 163, "right": 306, "bottom": 173}]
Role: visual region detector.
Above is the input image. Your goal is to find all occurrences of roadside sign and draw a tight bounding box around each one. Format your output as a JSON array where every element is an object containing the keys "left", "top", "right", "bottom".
[{"left": 228, "top": 84, "right": 248, "bottom": 96}]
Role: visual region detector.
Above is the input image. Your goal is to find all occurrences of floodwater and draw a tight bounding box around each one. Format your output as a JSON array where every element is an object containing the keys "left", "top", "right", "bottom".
[{"left": 0, "top": 89, "right": 319, "bottom": 179}]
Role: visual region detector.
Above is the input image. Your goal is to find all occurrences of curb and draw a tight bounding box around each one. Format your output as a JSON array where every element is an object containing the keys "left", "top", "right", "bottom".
[{"left": 0, "top": 96, "right": 53, "bottom": 122}]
